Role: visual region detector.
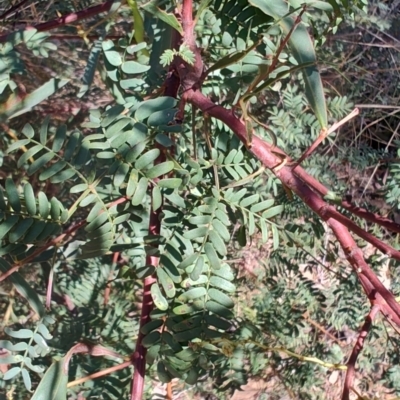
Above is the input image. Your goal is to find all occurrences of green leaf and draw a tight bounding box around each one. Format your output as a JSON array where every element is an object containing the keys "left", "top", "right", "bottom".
[
  {"left": 38, "top": 192, "right": 50, "bottom": 219},
  {"left": 240, "top": 194, "right": 260, "bottom": 208},
  {"left": 63, "top": 132, "right": 82, "bottom": 161},
  {"left": 17, "top": 144, "right": 43, "bottom": 167},
  {"left": 101, "top": 104, "right": 125, "bottom": 127},
  {"left": 70, "top": 183, "right": 88, "bottom": 194},
  {"left": 146, "top": 161, "right": 174, "bottom": 179},
  {"left": 85, "top": 212, "right": 108, "bottom": 232},
  {"left": 73, "top": 143, "right": 90, "bottom": 168},
  {"left": 135, "top": 97, "right": 177, "bottom": 121},
  {"left": 24, "top": 357, "right": 45, "bottom": 373},
  {"left": 31, "top": 358, "right": 68, "bottom": 400},
  {"left": 260, "top": 218, "right": 268, "bottom": 242},
  {"left": 238, "top": 225, "right": 247, "bottom": 246},
  {"left": 37, "top": 323, "right": 53, "bottom": 340},
  {"left": 3, "top": 367, "right": 21, "bottom": 380},
  {"left": 140, "top": 319, "right": 163, "bottom": 335},
  {"left": 28, "top": 153, "right": 55, "bottom": 175},
  {"left": 205, "top": 300, "right": 233, "bottom": 319},
  {"left": 209, "top": 276, "right": 236, "bottom": 293},
  {"left": 151, "top": 282, "right": 169, "bottom": 310},
  {"left": 33, "top": 333, "right": 49, "bottom": 351},
  {"left": 190, "top": 256, "right": 204, "bottom": 281},
  {"left": 0, "top": 259, "right": 45, "bottom": 317},
  {"left": 40, "top": 115, "right": 50, "bottom": 145},
  {"left": 177, "top": 287, "right": 207, "bottom": 302},
  {"left": 250, "top": 199, "right": 275, "bottom": 213},
  {"left": 162, "top": 332, "right": 183, "bottom": 353},
  {"left": 215, "top": 207, "right": 230, "bottom": 226},
  {"left": 104, "top": 50, "right": 122, "bottom": 67},
  {"left": 21, "top": 368, "right": 32, "bottom": 391},
  {"left": 247, "top": 0, "right": 288, "bottom": 18},
  {"left": 173, "top": 303, "right": 204, "bottom": 315},
  {"left": 113, "top": 163, "right": 130, "bottom": 187},
  {"left": 181, "top": 275, "right": 208, "bottom": 288},
  {"left": 0, "top": 215, "right": 19, "bottom": 240},
  {"left": 209, "top": 230, "right": 227, "bottom": 256},
  {"left": 212, "top": 219, "right": 230, "bottom": 242},
  {"left": 161, "top": 255, "right": 182, "bottom": 283},
  {"left": 152, "top": 185, "right": 162, "bottom": 211},
  {"left": 157, "top": 178, "right": 182, "bottom": 188},
  {"left": 188, "top": 215, "right": 212, "bottom": 225},
  {"left": 141, "top": 1, "right": 183, "bottom": 34},
  {"left": 208, "top": 288, "right": 234, "bottom": 308},
  {"left": 205, "top": 243, "right": 221, "bottom": 270},
  {"left": 0, "top": 189, "right": 5, "bottom": 210},
  {"left": 4, "top": 327, "right": 33, "bottom": 339},
  {"left": 121, "top": 61, "right": 150, "bottom": 74},
  {"left": 164, "top": 192, "right": 186, "bottom": 208},
  {"left": 184, "top": 227, "right": 208, "bottom": 240},
  {"left": 177, "top": 253, "right": 198, "bottom": 270},
  {"left": 126, "top": 170, "right": 138, "bottom": 197},
  {"left": 206, "top": 43, "right": 260, "bottom": 76},
  {"left": 272, "top": 224, "right": 280, "bottom": 250},
  {"left": 3, "top": 78, "right": 69, "bottom": 121},
  {"left": 205, "top": 314, "right": 232, "bottom": 331},
  {"left": 9, "top": 218, "right": 34, "bottom": 243},
  {"left": 21, "top": 123, "right": 35, "bottom": 138},
  {"left": 52, "top": 125, "right": 67, "bottom": 152},
  {"left": 280, "top": 18, "right": 328, "bottom": 128},
  {"left": 147, "top": 109, "right": 176, "bottom": 126},
  {"left": 38, "top": 160, "right": 67, "bottom": 181},
  {"left": 262, "top": 205, "right": 284, "bottom": 219},
  {"left": 50, "top": 197, "right": 64, "bottom": 220},
  {"left": 6, "top": 139, "right": 31, "bottom": 153},
  {"left": 131, "top": 177, "right": 148, "bottom": 205},
  {"left": 105, "top": 117, "right": 131, "bottom": 139},
  {"left": 135, "top": 148, "right": 160, "bottom": 170},
  {"left": 142, "top": 331, "right": 161, "bottom": 348},
  {"left": 157, "top": 267, "right": 175, "bottom": 298},
  {"left": 6, "top": 178, "right": 21, "bottom": 212}
]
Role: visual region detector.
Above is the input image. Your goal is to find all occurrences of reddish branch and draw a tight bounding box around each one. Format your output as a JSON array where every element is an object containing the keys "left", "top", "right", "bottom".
[
  {"left": 0, "top": 0, "right": 30, "bottom": 20},
  {"left": 182, "top": 88, "right": 400, "bottom": 322},
  {"left": 294, "top": 167, "right": 400, "bottom": 234},
  {"left": 0, "top": 0, "right": 115, "bottom": 43},
  {"left": 130, "top": 265, "right": 157, "bottom": 400},
  {"left": 171, "top": 2, "right": 400, "bottom": 398},
  {"left": 341, "top": 304, "right": 380, "bottom": 400},
  {"left": 0, "top": 220, "right": 86, "bottom": 282},
  {"left": 130, "top": 11, "right": 182, "bottom": 397},
  {"left": 323, "top": 207, "right": 400, "bottom": 260}
]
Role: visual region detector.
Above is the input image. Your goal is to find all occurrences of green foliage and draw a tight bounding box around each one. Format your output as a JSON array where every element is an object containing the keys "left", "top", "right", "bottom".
[
  {"left": 160, "top": 44, "right": 196, "bottom": 67},
  {"left": 0, "top": 318, "right": 54, "bottom": 392}
]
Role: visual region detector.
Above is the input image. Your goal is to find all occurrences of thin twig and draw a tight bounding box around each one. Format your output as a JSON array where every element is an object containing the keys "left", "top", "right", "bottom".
[
  {"left": 67, "top": 360, "right": 132, "bottom": 388},
  {"left": 0, "top": 0, "right": 115, "bottom": 43},
  {"left": 0, "top": 0, "right": 30, "bottom": 20},
  {"left": 0, "top": 220, "right": 86, "bottom": 282},
  {"left": 293, "top": 108, "right": 359, "bottom": 168},
  {"left": 341, "top": 304, "right": 380, "bottom": 400}
]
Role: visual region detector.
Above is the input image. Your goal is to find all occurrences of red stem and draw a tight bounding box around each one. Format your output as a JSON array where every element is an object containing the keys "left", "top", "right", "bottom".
[
  {"left": 294, "top": 168, "right": 400, "bottom": 234},
  {"left": 323, "top": 206, "right": 400, "bottom": 260},
  {"left": 0, "top": 0, "right": 115, "bottom": 43},
  {"left": 130, "top": 273, "right": 157, "bottom": 400},
  {"left": 130, "top": 206, "right": 160, "bottom": 400},
  {"left": 183, "top": 88, "right": 400, "bottom": 325},
  {"left": 341, "top": 304, "right": 380, "bottom": 400},
  {"left": 0, "top": 0, "right": 30, "bottom": 20},
  {"left": 130, "top": 17, "right": 181, "bottom": 395}
]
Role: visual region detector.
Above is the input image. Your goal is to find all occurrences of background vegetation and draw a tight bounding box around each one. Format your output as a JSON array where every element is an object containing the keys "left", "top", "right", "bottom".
[{"left": 0, "top": 0, "right": 400, "bottom": 399}]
